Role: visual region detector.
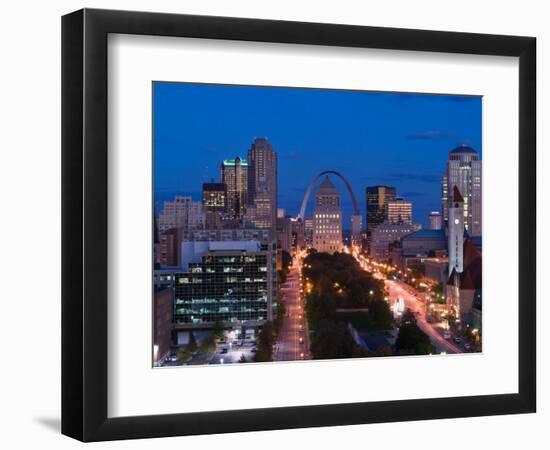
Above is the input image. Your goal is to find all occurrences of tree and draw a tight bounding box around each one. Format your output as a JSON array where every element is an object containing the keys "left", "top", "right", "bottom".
[
  {"left": 212, "top": 321, "right": 225, "bottom": 341},
  {"left": 255, "top": 321, "right": 275, "bottom": 362},
  {"left": 273, "top": 302, "right": 286, "bottom": 337},
  {"left": 176, "top": 348, "right": 191, "bottom": 362},
  {"left": 186, "top": 332, "right": 198, "bottom": 353},
  {"left": 395, "top": 309, "right": 435, "bottom": 355},
  {"left": 278, "top": 250, "right": 293, "bottom": 284},
  {"left": 305, "top": 294, "right": 337, "bottom": 330},
  {"left": 367, "top": 299, "right": 393, "bottom": 330},
  {"left": 199, "top": 335, "right": 216, "bottom": 353},
  {"left": 310, "top": 319, "right": 356, "bottom": 360}
]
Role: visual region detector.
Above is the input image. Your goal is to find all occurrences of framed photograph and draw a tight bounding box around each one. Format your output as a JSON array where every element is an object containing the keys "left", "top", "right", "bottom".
[{"left": 62, "top": 8, "right": 536, "bottom": 442}]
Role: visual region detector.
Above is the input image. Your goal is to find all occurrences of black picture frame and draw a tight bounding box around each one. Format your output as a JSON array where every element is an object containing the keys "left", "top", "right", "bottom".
[{"left": 62, "top": 8, "right": 536, "bottom": 442}]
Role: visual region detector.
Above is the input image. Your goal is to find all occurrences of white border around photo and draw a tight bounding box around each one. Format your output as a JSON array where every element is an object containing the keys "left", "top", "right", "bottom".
[{"left": 107, "top": 34, "right": 519, "bottom": 418}]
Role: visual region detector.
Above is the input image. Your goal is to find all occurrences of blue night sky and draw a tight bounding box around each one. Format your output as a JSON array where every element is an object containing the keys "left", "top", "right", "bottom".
[{"left": 153, "top": 82, "right": 482, "bottom": 228}]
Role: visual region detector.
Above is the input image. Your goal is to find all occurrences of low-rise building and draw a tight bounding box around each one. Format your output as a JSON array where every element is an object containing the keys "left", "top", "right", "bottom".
[{"left": 371, "top": 222, "right": 421, "bottom": 261}]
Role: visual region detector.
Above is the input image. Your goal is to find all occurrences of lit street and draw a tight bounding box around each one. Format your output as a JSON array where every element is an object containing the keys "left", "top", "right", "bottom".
[
  {"left": 384, "top": 279, "right": 462, "bottom": 354},
  {"left": 275, "top": 260, "right": 310, "bottom": 361}
]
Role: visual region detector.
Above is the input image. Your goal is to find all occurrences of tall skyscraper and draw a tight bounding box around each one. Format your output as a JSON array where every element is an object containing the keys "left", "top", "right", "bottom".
[
  {"left": 441, "top": 145, "right": 482, "bottom": 236},
  {"left": 313, "top": 176, "right": 343, "bottom": 254},
  {"left": 246, "top": 138, "right": 277, "bottom": 231},
  {"left": 221, "top": 157, "right": 248, "bottom": 217},
  {"left": 386, "top": 197, "right": 413, "bottom": 225},
  {"left": 428, "top": 211, "right": 443, "bottom": 230},
  {"left": 448, "top": 186, "right": 465, "bottom": 276},
  {"left": 366, "top": 185, "right": 397, "bottom": 232}
]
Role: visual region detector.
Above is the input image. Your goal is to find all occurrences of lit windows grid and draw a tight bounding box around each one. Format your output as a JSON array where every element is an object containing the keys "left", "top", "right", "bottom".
[{"left": 174, "top": 253, "right": 270, "bottom": 324}]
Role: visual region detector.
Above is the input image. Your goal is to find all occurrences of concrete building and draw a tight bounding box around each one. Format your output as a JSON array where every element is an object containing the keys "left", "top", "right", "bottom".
[
  {"left": 153, "top": 287, "right": 173, "bottom": 365},
  {"left": 387, "top": 197, "right": 413, "bottom": 225},
  {"left": 247, "top": 138, "right": 277, "bottom": 232},
  {"left": 304, "top": 218, "right": 313, "bottom": 247},
  {"left": 158, "top": 196, "right": 205, "bottom": 232},
  {"left": 424, "top": 258, "right": 449, "bottom": 286},
  {"left": 221, "top": 157, "right": 248, "bottom": 217},
  {"left": 159, "top": 227, "right": 179, "bottom": 266},
  {"left": 290, "top": 218, "right": 305, "bottom": 251},
  {"left": 401, "top": 229, "right": 447, "bottom": 257},
  {"left": 442, "top": 145, "right": 482, "bottom": 236},
  {"left": 173, "top": 240, "right": 276, "bottom": 328},
  {"left": 370, "top": 222, "right": 421, "bottom": 261},
  {"left": 428, "top": 211, "right": 443, "bottom": 230},
  {"left": 446, "top": 237, "right": 482, "bottom": 326},
  {"left": 276, "top": 210, "right": 293, "bottom": 253},
  {"left": 312, "top": 176, "right": 343, "bottom": 253}
]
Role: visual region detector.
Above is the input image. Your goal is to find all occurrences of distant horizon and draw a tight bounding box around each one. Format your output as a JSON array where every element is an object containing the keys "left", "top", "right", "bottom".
[{"left": 154, "top": 82, "right": 482, "bottom": 228}]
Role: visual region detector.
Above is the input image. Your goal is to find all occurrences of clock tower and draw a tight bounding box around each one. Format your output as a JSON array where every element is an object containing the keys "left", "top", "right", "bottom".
[{"left": 448, "top": 186, "right": 464, "bottom": 276}]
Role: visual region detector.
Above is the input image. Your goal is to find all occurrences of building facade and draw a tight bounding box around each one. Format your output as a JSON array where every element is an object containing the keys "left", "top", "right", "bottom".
[
  {"left": 366, "top": 185, "right": 397, "bottom": 232},
  {"left": 247, "top": 138, "right": 277, "bottom": 231},
  {"left": 158, "top": 196, "right": 205, "bottom": 232},
  {"left": 202, "top": 181, "right": 226, "bottom": 212},
  {"left": 387, "top": 197, "right": 413, "bottom": 225},
  {"left": 441, "top": 145, "right": 482, "bottom": 236},
  {"left": 312, "top": 176, "right": 343, "bottom": 254},
  {"left": 173, "top": 241, "right": 275, "bottom": 327},
  {"left": 153, "top": 287, "right": 173, "bottom": 365},
  {"left": 221, "top": 157, "right": 248, "bottom": 217},
  {"left": 428, "top": 211, "right": 443, "bottom": 230},
  {"left": 370, "top": 222, "right": 421, "bottom": 261},
  {"left": 448, "top": 186, "right": 465, "bottom": 276}
]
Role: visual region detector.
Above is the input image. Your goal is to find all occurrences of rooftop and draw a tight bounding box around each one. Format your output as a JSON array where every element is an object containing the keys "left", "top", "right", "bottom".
[
  {"left": 222, "top": 158, "right": 248, "bottom": 166},
  {"left": 402, "top": 229, "right": 446, "bottom": 240},
  {"left": 450, "top": 144, "right": 478, "bottom": 154}
]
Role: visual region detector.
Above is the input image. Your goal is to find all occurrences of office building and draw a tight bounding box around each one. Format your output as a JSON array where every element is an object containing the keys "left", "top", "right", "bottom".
[
  {"left": 387, "top": 197, "right": 413, "bottom": 225},
  {"left": 312, "top": 176, "right": 343, "bottom": 253},
  {"left": 247, "top": 138, "right": 277, "bottom": 231},
  {"left": 157, "top": 196, "right": 205, "bottom": 232},
  {"left": 304, "top": 218, "right": 313, "bottom": 247},
  {"left": 366, "top": 185, "right": 396, "bottom": 232},
  {"left": 428, "top": 211, "right": 443, "bottom": 230},
  {"left": 370, "top": 222, "right": 421, "bottom": 261},
  {"left": 441, "top": 145, "right": 482, "bottom": 236},
  {"left": 221, "top": 157, "right": 248, "bottom": 217},
  {"left": 173, "top": 240, "right": 276, "bottom": 327},
  {"left": 202, "top": 181, "right": 226, "bottom": 212}
]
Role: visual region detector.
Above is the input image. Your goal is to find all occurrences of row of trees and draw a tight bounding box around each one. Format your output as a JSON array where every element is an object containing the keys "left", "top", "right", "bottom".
[
  {"left": 303, "top": 252, "right": 385, "bottom": 308},
  {"left": 303, "top": 252, "right": 392, "bottom": 359},
  {"left": 278, "top": 250, "right": 292, "bottom": 284}
]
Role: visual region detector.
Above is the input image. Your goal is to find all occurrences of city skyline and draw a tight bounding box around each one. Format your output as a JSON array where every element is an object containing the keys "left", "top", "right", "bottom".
[
  {"left": 153, "top": 82, "right": 482, "bottom": 227},
  {"left": 153, "top": 82, "right": 483, "bottom": 367}
]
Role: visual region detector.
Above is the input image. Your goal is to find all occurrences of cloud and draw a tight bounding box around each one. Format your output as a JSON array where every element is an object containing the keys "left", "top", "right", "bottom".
[{"left": 407, "top": 130, "right": 456, "bottom": 140}]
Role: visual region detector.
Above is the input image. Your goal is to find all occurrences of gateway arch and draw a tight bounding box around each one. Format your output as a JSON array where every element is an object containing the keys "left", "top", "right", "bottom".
[{"left": 298, "top": 170, "right": 362, "bottom": 245}]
